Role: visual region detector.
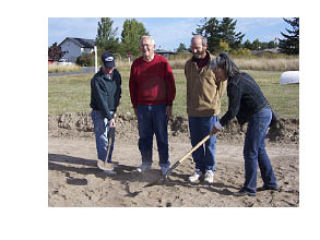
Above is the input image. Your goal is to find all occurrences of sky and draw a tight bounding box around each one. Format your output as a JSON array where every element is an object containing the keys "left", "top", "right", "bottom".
[{"left": 48, "top": 17, "right": 289, "bottom": 51}]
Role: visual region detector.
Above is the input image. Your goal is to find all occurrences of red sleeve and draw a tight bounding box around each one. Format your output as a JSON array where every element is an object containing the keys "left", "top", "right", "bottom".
[
  {"left": 129, "top": 61, "right": 138, "bottom": 108},
  {"left": 164, "top": 59, "right": 176, "bottom": 106}
]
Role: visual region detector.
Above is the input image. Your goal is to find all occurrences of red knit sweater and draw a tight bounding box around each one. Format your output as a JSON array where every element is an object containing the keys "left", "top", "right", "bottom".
[{"left": 129, "top": 54, "right": 176, "bottom": 108}]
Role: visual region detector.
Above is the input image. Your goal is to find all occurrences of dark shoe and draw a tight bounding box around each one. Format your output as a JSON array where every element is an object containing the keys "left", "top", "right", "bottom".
[
  {"left": 257, "top": 185, "right": 280, "bottom": 192},
  {"left": 234, "top": 188, "right": 256, "bottom": 197}
]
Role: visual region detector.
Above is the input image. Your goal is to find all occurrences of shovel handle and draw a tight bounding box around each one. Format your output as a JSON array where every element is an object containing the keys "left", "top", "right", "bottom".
[
  {"left": 104, "top": 126, "right": 116, "bottom": 166},
  {"left": 165, "top": 134, "right": 213, "bottom": 178}
]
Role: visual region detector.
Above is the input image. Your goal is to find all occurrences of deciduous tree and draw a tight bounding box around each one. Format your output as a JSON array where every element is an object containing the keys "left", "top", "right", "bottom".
[
  {"left": 95, "top": 18, "right": 120, "bottom": 53},
  {"left": 120, "top": 19, "right": 149, "bottom": 57},
  {"left": 48, "top": 42, "right": 66, "bottom": 61}
]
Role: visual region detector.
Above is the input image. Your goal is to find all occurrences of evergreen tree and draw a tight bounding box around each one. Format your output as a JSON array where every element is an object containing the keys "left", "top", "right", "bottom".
[
  {"left": 279, "top": 17, "right": 299, "bottom": 55},
  {"left": 193, "top": 18, "right": 245, "bottom": 53},
  {"left": 120, "top": 18, "right": 149, "bottom": 57},
  {"left": 95, "top": 18, "right": 120, "bottom": 53},
  {"left": 218, "top": 18, "right": 244, "bottom": 49},
  {"left": 193, "top": 17, "right": 220, "bottom": 53}
]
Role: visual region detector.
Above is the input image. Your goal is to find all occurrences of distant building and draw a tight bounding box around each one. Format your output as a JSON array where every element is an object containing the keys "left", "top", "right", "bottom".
[
  {"left": 251, "top": 47, "right": 281, "bottom": 55},
  {"left": 155, "top": 49, "right": 175, "bottom": 58},
  {"left": 59, "top": 37, "right": 95, "bottom": 62}
]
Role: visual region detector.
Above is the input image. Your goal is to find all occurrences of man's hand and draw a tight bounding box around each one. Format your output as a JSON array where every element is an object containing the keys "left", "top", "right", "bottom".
[
  {"left": 211, "top": 120, "right": 223, "bottom": 135},
  {"left": 134, "top": 108, "right": 138, "bottom": 117},
  {"left": 110, "top": 118, "right": 116, "bottom": 128},
  {"left": 211, "top": 127, "right": 219, "bottom": 135},
  {"left": 166, "top": 106, "right": 172, "bottom": 119}
]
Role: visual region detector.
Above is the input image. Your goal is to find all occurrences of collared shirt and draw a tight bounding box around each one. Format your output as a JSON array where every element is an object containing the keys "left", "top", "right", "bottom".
[{"left": 192, "top": 52, "right": 210, "bottom": 70}]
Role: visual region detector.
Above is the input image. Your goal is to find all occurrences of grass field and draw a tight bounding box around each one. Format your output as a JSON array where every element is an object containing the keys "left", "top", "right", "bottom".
[
  {"left": 48, "top": 63, "right": 82, "bottom": 73},
  {"left": 48, "top": 67, "right": 299, "bottom": 119}
]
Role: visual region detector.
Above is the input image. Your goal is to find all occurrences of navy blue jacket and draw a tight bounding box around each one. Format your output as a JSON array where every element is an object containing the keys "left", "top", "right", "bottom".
[
  {"left": 90, "top": 68, "right": 121, "bottom": 120},
  {"left": 220, "top": 72, "right": 269, "bottom": 126}
]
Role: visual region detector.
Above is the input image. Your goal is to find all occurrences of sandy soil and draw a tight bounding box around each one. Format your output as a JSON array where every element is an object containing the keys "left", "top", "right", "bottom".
[{"left": 48, "top": 133, "right": 299, "bottom": 207}]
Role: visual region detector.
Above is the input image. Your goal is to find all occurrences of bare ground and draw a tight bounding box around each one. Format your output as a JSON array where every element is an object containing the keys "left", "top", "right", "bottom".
[{"left": 48, "top": 113, "right": 299, "bottom": 207}]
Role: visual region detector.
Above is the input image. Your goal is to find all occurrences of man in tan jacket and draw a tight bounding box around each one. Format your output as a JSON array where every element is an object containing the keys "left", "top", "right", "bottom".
[{"left": 185, "top": 35, "right": 226, "bottom": 184}]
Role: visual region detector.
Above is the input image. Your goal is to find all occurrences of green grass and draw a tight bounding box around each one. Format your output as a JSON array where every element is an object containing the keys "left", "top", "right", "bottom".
[
  {"left": 248, "top": 70, "right": 299, "bottom": 119},
  {"left": 48, "top": 68, "right": 299, "bottom": 119}
]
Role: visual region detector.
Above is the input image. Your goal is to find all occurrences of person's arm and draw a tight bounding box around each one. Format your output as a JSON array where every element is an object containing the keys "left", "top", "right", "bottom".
[
  {"left": 114, "top": 70, "right": 122, "bottom": 111},
  {"left": 92, "top": 79, "right": 113, "bottom": 120},
  {"left": 129, "top": 62, "right": 138, "bottom": 110},
  {"left": 213, "top": 80, "right": 227, "bottom": 104},
  {"left": 164, "top": 60, "right": 176, "bottom": 107},
  {"left": 185, "top": 62, "right": 191, "bottom": 112},
  {"left": 220, "top": 82, "right": 241, "bottom": 127}
]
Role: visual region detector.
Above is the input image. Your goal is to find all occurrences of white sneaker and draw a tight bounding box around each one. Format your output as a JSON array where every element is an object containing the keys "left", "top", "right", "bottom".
[
  {"left": 189, "top": 169, "right": 203, "bottom": 183},
  {"left": 204, "top": 170, "right": 214, "bottom": 184},
  {"left": 97, "top": 160, "right": 117, "bottom": 175},
  {"left": 136, "top": 163, "right": 152, "bottom": 173}
]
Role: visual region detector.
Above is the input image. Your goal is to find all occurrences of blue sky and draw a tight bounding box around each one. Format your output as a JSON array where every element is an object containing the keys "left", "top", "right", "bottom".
[{"left": 48, "top": 17, "right": 289, "bottom": 51}]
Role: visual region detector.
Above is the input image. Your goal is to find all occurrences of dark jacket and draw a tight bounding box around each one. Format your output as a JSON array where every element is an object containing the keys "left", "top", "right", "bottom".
[
  {"left": 220, "top": 72, "right": 269, "bottom": 126},
  {"left": 90, "top": 68, "right": 121, "bottom": 120}
]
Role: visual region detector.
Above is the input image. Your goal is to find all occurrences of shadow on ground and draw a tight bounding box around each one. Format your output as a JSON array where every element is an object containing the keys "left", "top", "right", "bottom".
[{"left": 48, "top": 153, "right": 237, "bottom": 196}]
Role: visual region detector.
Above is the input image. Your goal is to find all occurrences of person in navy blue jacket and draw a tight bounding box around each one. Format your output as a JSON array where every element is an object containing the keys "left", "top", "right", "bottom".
[
  {"left": 90, "top": 52, "right": 121, "bottom": 175},
  {"left": 210, "top": 53, "right": 278, "bottom": 196}
]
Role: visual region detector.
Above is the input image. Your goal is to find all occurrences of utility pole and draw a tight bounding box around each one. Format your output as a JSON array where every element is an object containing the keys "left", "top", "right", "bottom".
[{"left": 94, "top": 46, "right": 98, "bottom": 73}]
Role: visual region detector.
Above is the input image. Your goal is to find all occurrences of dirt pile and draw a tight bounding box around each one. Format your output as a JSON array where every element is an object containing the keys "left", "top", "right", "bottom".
[{"left": 48, "top": 112, "right": 299, "bottom": 144}]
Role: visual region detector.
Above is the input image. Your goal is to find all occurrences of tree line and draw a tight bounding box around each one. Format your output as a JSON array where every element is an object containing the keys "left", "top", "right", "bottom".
[{"left": 48, "top": 17, "right": 299, "bottom": 63}]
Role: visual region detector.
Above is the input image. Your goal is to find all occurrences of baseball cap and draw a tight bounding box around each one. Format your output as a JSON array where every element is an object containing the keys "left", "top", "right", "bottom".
[{"left": 101, "top": 52, "right": 115, "bottom": 68}]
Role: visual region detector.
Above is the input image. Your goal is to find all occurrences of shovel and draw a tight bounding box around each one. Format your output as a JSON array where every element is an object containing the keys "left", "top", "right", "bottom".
[
  {"left": 97, "top": 126, "right": 118, "bottom": 171},
  {"left": 143, "top": 133, "right": 214, "bottom": 188},
  {"left": 164, "top": 133, "right": 213, "bottom": 179}
]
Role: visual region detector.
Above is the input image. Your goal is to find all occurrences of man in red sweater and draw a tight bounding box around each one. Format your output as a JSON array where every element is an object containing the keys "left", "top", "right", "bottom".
[{"left": 129, "top": 35, "right": 176, "bottom": 176}]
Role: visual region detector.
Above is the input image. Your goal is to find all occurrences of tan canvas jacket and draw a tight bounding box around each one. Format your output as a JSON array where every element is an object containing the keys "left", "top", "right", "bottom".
[{"left": 185, "top": 51, "right": 227, "bottom": 117}]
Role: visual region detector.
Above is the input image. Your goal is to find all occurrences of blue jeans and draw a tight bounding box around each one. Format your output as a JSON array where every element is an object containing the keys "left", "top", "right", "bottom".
[
  {"left": 243, "top": 107, "right": 278, "bottom": 193},
  {"left": 91, "top": 110, "right": 115, "bottom": 163},
  {"left": 188, "top": 116, "right": 218, "bottom": 173},
  {"left": 137, "top": 104, "right": 169, "bottom": 168}
]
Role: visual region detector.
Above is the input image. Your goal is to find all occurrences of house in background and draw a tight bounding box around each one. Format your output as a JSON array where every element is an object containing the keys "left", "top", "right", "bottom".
[
  {"left": 251, "top": 47, "right": 281, "bottom": 55},
  {"left": 155, "top": 49, "right": 175, "bottom": 58},
  {"left": 59, "top": 37, "right": 95, "bottom": 62}
]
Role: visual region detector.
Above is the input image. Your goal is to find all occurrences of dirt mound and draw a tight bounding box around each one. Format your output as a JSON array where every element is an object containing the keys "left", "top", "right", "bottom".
[{"left": 48, "top": 112, "right": 299, "bottom": 144}]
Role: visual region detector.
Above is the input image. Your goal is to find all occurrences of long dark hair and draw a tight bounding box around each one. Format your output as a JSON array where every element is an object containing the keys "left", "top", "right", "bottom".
[{"left": 210, "top": 52, "right": 240, "bottom": 78}]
